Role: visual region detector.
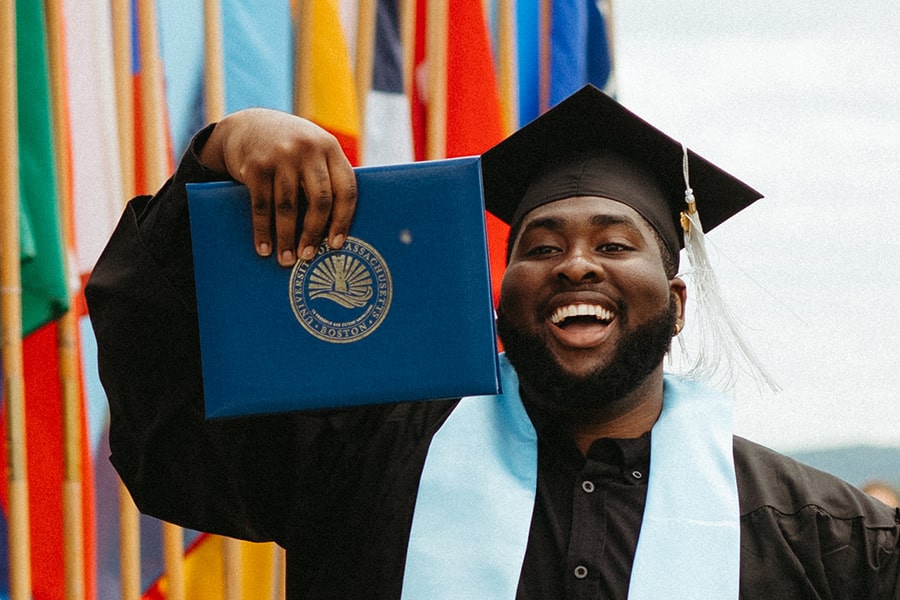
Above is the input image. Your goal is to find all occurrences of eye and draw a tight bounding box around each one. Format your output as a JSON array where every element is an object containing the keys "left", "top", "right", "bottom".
[
  {"left": 525, "top": 244, "right": 561, "bottom": 257},
  {"left": 597, "top": 242, "right": 633, "bottom": 253}
]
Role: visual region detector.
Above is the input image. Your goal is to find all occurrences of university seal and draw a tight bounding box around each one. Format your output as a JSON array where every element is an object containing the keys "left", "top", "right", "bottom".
[{"left": 289, "top": 237, "right": 392, "bottom": 343}]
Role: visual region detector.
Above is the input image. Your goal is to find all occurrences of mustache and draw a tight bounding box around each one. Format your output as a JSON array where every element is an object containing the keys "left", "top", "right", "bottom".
[{"left": 496, "top": 295, "right": 677, "bottom": 417}]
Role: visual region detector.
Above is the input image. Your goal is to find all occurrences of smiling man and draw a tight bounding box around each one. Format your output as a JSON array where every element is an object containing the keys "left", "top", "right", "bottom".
[{"left": 86, "top": 86, "right": 900, "bottom": 598}]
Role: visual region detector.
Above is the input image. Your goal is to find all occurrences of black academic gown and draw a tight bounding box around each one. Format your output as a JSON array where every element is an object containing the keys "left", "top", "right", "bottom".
[{"left": 85, "top": 127, "right": 900, "bottom": 599}]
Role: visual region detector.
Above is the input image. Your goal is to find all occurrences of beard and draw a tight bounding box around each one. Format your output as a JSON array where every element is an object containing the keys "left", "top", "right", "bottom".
[{"left": 496, "top": 295, "right": 677, "bottom": 418}]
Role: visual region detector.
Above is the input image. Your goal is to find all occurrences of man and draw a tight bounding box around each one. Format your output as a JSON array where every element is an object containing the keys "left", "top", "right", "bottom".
[
  {"left": 86, "top": 86, "right": 900, "bottom": 598},
  {"left": 864, "top": 481, "right": 900, "bottom": 508}
]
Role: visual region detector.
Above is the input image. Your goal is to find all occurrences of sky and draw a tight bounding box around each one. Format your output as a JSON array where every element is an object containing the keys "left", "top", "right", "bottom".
[{"left": 612, "top": 2, "right": 900, "bottom": 452}]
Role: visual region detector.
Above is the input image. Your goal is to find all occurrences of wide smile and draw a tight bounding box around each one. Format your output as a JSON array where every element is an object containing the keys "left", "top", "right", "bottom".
[{"left": 546, "top": 302, "right": 616, "bottom": 348}]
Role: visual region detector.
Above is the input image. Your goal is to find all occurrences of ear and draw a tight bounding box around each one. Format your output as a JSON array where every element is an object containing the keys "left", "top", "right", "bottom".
[{"left": 669, "top": 277, "right": 687, "bottom": 335}]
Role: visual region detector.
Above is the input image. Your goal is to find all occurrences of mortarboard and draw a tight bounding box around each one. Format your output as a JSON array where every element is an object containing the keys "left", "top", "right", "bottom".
[
  {"left": 480, "top": 84, "right": 763, "bottom": 264},
  {"left": 481, "top": 84, "right": 779, "bottom": 391}
]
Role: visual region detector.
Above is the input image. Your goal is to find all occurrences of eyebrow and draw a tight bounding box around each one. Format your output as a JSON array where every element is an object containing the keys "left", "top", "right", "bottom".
[{"left": 520, "top": 212, "right": 645, "bottom": 237}]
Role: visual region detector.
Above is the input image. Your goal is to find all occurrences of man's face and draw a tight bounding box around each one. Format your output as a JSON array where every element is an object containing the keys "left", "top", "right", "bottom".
[{"left": 497, "top": 196, "right": 686, "bottom": 412}]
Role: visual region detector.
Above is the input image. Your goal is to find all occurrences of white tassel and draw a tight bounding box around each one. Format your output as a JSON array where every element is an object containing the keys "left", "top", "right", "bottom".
[{"left": 676, "top": 145, "right": 780, "bottom": 393}]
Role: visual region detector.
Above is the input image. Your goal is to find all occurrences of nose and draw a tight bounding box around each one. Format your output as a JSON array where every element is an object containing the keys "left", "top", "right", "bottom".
[{"left": 553, "top": 248, "right": 603, "bottom": 283}]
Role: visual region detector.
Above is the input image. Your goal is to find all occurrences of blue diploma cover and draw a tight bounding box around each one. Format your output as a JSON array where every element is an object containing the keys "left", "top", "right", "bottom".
[{"left": 188, "top": 157, "right": 501, "bottom": 418}]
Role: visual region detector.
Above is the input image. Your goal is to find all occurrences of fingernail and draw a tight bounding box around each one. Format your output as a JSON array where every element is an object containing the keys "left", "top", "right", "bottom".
[
  {"left": 258, "top": 242, "right": 271, "bottom": 256},
  {"left": 300, "top": 246, "right": 316, "bottom": 261},
  {"left": 281, "top": 249, "right": 294, "bottom": 265},
  {"left": 331, "top": 234, "right": 345, "bottom": 249}
]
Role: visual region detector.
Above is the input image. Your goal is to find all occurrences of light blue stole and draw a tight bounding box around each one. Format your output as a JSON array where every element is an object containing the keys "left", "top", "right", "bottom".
[{"left": 401, "top": 354, "right": 739, "bottom": 599}]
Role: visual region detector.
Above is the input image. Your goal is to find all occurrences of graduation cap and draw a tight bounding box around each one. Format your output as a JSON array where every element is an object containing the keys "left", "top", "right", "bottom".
[
  {"left": 481, "top": 85, "right": 779, "bottom": 392},
  {"left": 481, "top": 84, "right": 763, "bottom": 267}
]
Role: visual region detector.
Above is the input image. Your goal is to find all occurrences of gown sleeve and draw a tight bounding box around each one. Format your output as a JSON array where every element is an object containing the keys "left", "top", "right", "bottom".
[
  {"left": 734, "top": 437, "right": 900, "bottom": 598},
  {"left": 84, "top": 125, "right": 360, "bottom": 545}
]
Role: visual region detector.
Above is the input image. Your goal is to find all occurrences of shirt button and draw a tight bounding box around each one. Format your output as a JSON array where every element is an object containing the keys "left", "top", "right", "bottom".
[
  {"left": 631, "top": 470, "right": 643, "bottom": 480},
  {"left": 574, "top": 565, "right": 589, "bottom": 579},
  {"left": 581, "top": 480, "right": 595, "bottom": 493}
]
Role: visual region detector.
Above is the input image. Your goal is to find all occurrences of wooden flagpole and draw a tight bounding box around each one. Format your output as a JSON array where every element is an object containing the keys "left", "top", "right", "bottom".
[
  {"left": 355, "top": 0, "right": 376, "bottom": 162},
  {"left": 42, "top": 2, "right": 86, "bottom": 598},
  {"left": 425, "top": 0, "right": 448, "bottom": 160},
  {"left": 110, "top": 3, "right": 141, "bottom": 598},
  {"left": 271, "top": 544, "right": 287, "bottom": 600},
  {"left": 293, "top": 0, "right": 313, "bottom": 118},
  {"left": 135, "top": 1, "right": 186, "bottom": 599},
  {"left": 135, "top": 0, "right": 170, "bottom": 189},
  {"left": 0, "top": 3, "right": 33, "bottom": 599},
  {"left": 538, "top": 0, "right": 551, "bottom": 114},
  {"left": 203, "top": 0, "right": 225, "bottom": 123},
  {"left": 496, "top": 0, "right": 518, "bottom": 135},
  {"left": 200, "top": 5, "right": 245, "bottom": 595},
  {"left": 399, "top": 0, "right": 415, "bottom": 101}
]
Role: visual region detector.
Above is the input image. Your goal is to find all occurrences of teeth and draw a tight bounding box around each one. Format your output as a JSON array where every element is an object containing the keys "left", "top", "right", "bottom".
[{"left": 550, "top": 304, "right": 613, "bottom": 324}]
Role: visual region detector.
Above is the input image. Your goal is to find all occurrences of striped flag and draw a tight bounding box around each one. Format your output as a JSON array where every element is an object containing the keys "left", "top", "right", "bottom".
[{"left": 362, "top": 0, "right": 414, "bottom": 166}]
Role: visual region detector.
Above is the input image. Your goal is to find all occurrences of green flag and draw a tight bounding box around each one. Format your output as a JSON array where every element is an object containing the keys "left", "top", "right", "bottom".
[{"left": 17, "top": 0, "right": 68, "bottom": 336}]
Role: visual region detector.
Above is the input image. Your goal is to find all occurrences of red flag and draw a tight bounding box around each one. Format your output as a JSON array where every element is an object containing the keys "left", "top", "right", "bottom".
[{"left": 412, "top": 0, "right": 509, "bottom": 305}]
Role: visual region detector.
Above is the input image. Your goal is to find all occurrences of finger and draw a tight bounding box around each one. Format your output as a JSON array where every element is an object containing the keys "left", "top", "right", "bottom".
[
  {"left": 296, "top": 161, "right": 333, "bottom": 261},
  {"left": 246, "top": 175, "right": 275, "bottom": 259},
  {"left": 324, "top": 150, "right": 357, "bottom": 250},
  {"left": 273, "top": 169, "right": 301, "bottom": 266}
]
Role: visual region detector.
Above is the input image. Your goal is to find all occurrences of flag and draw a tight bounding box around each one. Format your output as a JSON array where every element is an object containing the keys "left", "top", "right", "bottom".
[
  {"left": 141, "top": 535, "right": 280, "bottom": 599},
  {"left": 64, "top": 0, "right": 126, "bottom": 281},
  {"left": 60, "top": 1, "right": 128, "bottom": 595},
  {"left": 0, "top": 2, "right": 74, "bottom": 598},
  {"left": 515, "top": 0, "right": 616, "bottom": 126},
  {"left": 515, "top": 0, "right": 541, "bottom": 125},
  {"left": 63, "top": 0, "right": 123, "bottom": 447},
  {"left": 155, "top": 0, "right": 204, "bottom": 157},
  {"left": 139, "top": 4, "right": 296, "bottom": 596},
  {"left": 223, "top": 0, "right": 293, "bottom": 115},
  {"left": 0, "top": 322, "right": 97, "bottom": 599},
  {"left": 156, "top": 0, "right": 294, "bottom": 157},
  {"left": 411, "top": 0, "right": 509, "bottom": 304},
  {"left": 362, "top": 0, "right": 414, "bottom": 166},
  {"left": 16, "top": 0, "right": 68, "bottom": 337},
  {"left": 548, "top": 0, "right": 615, "bottom": 105},
  {"left": 0, "top": 1, "right": 106, "bottom": 598},
  {"left": 295, "top": 0, "right": 361, "bottom": 165}
]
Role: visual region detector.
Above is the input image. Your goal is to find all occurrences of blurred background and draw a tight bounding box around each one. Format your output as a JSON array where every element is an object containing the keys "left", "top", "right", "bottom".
[{"left": 1, "top": 1, "right": 897, "bottom": 598}]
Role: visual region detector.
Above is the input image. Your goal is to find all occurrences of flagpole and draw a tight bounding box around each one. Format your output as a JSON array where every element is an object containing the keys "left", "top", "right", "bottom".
[
  {"left": 204, "top": 0, "right": 225, "bottom": 123},
  {"left": 399, "top": 0, "right": 415, "bottom": 101},
  {"left": 496, "top": 0, "right": 518, "bottom": 135},
  {"left": 136, "top": 1, "right": 186, "bottom": 599},
  {"left": 200, "top": 2, "right": 245, "bottom": 596},
  {"left": 43, "top": 2, "right": 86, "bottom": 598},
  {"left": 136, "top": 0, "right": 170, "bottom": 190},
  {"left": 538, "top": 0, "right": 551, "bottom": 114},
  {"left": 110, "top": 3, "right": 142, "bottom": 598},
  {"left": 355, "top": 0, "right": 376, "bottom": 162},
  {"left": 293, "top": 0, "right": 313, "bottom": 117},
  {"left": 1, "top": 3, "right": 34, "bottom": 600},
  {"left": 425, "top": 0, "right": 448, "bottom": 159},
  {"left": 112, "top": 1, "right": 136, "bottom": 200},
  {"left": 602, "top": 0, "right": 616, "bottom": 92},
  {"left": 271, "top": 544, "right": 287, "bottom": 600}
]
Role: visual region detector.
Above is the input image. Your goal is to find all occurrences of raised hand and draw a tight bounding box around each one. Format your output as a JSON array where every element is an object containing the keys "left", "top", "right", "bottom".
[{"left": 199, "top": 108, "right": 358, "bottom": 266}]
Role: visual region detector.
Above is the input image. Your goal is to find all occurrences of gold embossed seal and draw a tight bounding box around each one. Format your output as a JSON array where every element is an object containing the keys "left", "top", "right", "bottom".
[{"left": 289, "top": 237, "right": 392, "bottom": 343}]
